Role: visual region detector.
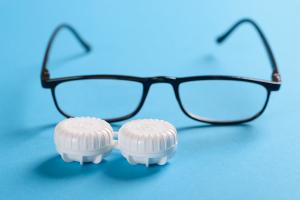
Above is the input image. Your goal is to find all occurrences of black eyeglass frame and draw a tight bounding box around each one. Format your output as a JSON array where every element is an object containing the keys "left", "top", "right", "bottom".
[{"left": 41, "top": 18, "right": 281, "bottom": 125}]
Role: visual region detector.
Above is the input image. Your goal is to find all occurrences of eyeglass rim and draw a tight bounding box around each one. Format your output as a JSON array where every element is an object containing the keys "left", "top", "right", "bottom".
[{"left": 47, "top": 74, "right": 278, "bottom": 124}]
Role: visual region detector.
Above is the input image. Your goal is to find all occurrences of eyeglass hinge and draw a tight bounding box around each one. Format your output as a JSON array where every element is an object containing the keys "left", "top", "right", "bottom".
[
  {"left": 272, "top": 72, "right": 281, "bottom": 82},
  {"left": 42, "top": 69, "right": 50, "bottom": 80}
]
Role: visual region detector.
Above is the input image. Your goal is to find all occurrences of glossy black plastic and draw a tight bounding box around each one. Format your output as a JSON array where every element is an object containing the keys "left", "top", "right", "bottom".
[{"left": 41, "top": 18, "right": 281, "bottom": 124}]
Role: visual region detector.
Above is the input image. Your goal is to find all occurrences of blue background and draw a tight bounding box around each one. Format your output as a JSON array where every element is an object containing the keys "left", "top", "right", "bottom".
[{"left": 1, "top": 1, "right": 299, "bottom": 199}]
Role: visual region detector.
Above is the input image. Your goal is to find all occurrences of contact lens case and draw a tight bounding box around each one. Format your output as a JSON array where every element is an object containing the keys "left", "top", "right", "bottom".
[
  {"left": 118, "top": 119, "right": 177, "bottom": 167},
  {"left": 54, "top": 117, "right": 114, "bottom": 165},
  {"left": 54, "top": 117, "right": 177, "bottom": 167}
]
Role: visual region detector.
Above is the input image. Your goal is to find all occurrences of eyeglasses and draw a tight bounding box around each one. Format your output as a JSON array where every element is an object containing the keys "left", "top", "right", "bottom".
[{"left": 41, "top": 18, "right": 281, "bottom": 125}]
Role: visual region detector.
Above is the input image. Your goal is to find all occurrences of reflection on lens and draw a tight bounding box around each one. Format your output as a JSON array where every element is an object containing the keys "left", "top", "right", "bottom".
[
  {"left": 55, "top": 79, "right": 143, "bottom": 119},
  {"left": 179, "top": 80, "right": 268, "bottom": 121}
]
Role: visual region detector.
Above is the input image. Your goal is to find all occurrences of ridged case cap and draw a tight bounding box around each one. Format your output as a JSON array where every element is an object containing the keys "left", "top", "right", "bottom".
[
  {"left": 118, "top": 119, "right": 177, "bottom": 167},
  {"left": 54, "top": 117, "right": 114, "bottom": 164}
]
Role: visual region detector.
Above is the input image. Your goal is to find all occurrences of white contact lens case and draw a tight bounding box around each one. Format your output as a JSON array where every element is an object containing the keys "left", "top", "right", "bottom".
[
  {"left": 54, "top": 117, "right": 114, "bottom": 165},
  {"left": 54, "top": 117, "right": 177, "bottom": 167},
  {"left": 118, "top": 119, "right": 177, "bottom": 167}
]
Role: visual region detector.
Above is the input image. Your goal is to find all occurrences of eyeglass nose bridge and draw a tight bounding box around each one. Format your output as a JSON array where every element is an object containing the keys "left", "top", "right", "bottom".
[{"left": 148, "top": 76, "right": 177, "bottom": 84}]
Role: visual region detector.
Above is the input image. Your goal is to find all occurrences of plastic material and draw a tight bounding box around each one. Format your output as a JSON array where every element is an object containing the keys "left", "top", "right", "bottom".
[
  {"left": 54, "top": 117, "right": 177, "bottom": 167},
  {"left": 54, "top": 117, "right": 114, "bottom": 165},
  {"left": 118, "top": 119, "right": 177, "bottom": 167}
]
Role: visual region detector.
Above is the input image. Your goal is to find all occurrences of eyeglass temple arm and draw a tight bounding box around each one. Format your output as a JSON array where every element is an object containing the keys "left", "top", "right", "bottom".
[
  {"left": 41, "top": 24, "right": 91, "bottom": 87},
  {"left": 216, "top": 18, "right": 281, "bottom": 83}
]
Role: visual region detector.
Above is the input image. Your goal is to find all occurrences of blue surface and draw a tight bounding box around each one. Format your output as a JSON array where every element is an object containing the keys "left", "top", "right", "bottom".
[{"left": 1, "top": 1, "right": 300, "bottom": 199}]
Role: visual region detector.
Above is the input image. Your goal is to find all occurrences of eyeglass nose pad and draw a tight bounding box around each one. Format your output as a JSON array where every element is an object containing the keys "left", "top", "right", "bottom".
[
  {"left": 117, "top": 119, "right": 178, "bottom": 167},
  {"left": 54, "top": 117, "right": 115, "bottom": 165}
]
